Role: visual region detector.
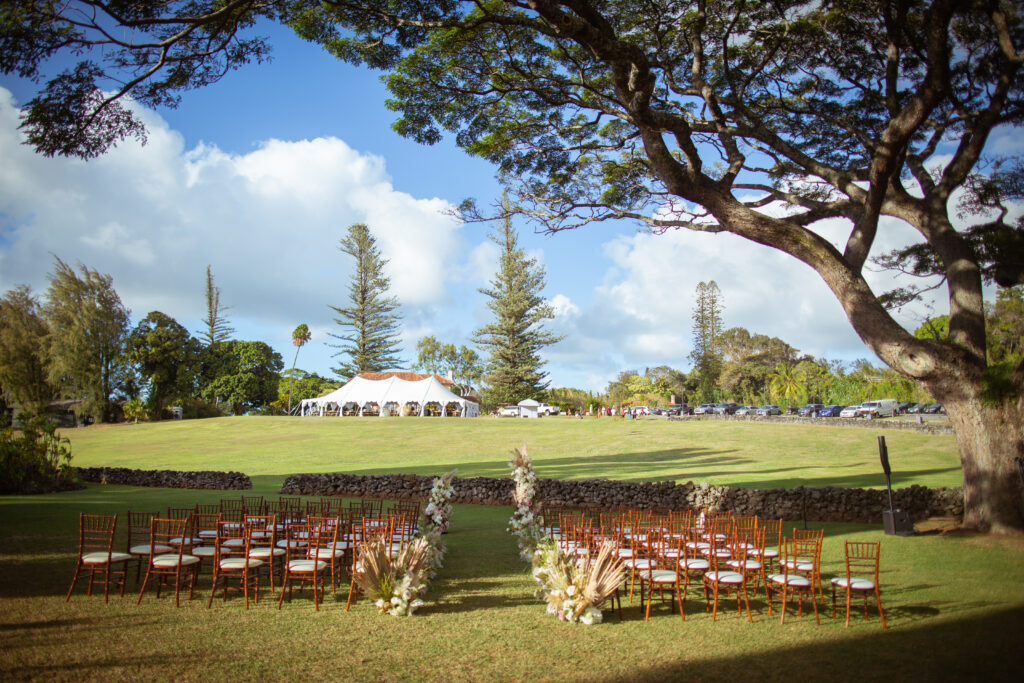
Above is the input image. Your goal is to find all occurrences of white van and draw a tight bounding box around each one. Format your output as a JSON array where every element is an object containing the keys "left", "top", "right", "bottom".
[{"left": 860, "top": 399, "right": 898, "bottom": 418}]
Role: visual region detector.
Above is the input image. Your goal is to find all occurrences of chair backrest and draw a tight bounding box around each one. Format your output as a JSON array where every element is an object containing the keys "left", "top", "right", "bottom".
[
  {"left": 242, "top": 495, "right": 265, "bottom": 515},
  {"left": 215, "top": 519, "right": 249, "bottom": 563},
  {"left": 282, "top": 523, "right": 311, "bottom": 562},
  {"left": 844, "top": 540, "right": 880, "bottom": 580},
  {"left": 79, "top": 513, "right": 118, "bottom": 555},
  {"left": 126, "top": 511, "right": 157, "bottom": 548},
  {"left": 193, "top": 512, "right": 222, "bottom": 538},
  {"left": 194, "top": 503, "right": 220, "bottom": 515},
  {"left": 792, "top": 527, "right": 824, "bottom": 543},
  {"left": 244, "top": 514, "right": 277, "bottom": 546},
  {"left": 166, "top": 507, "right": 192, "bottom": 520},
  {"left": 220, "top": 498, "right": 244, "bottom": 522},
  {"left": 784, "top": 537, "right": 821, "bottom": 577},
  {"left": 759, "top": 517, "right": 783, "bottom": 546},
  {"left": 150, "top": 518, "right": 188, "bottom": 559}
]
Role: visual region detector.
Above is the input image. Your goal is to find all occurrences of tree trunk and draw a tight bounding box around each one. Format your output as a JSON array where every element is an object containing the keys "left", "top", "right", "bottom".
[{"left": 935, "top": 386, "right": 1024, "bottom": 534}]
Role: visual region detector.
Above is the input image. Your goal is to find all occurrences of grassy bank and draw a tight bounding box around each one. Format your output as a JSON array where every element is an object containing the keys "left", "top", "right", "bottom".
[{"left": 64, "top": 415, "right": 961, "bottom": 490}]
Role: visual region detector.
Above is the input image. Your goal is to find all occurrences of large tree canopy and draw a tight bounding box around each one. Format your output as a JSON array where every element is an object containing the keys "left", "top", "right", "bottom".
[{"left": 4, "top": 1, "right": 1023, "bottom": 531}]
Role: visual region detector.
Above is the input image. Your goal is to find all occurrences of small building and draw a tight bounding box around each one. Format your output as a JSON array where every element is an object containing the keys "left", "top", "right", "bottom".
[{"left": 517, "top": 398, "right": 540, "bottom": 419}]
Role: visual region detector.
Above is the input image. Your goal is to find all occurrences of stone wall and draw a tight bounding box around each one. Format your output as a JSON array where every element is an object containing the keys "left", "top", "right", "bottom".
[
  {"left": 669, "top": 413, "right": 954, "bottom": 435},
  {"left": 76, "top": 467, "right": 252, "bottom": 490},
  {"left": 279, "top": 472, "right": 963, "bottom": 523}
]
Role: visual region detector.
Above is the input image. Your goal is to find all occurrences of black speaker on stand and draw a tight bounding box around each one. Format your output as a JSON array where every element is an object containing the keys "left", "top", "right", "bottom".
[{"left": 879, "top": 435, "right": 915, "bottom": 536}]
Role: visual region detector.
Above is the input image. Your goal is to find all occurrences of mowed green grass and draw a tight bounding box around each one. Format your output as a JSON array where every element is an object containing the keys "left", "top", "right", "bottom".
[
  {"left": 65, "top": 415, "right": 962, "bottom": 491},
  {"left": 3, "top": 416, "right": 1020, "bottom": 681}
]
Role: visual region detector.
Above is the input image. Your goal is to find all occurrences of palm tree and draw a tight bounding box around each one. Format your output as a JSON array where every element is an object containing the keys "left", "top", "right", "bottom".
[
  {"left": 768, "top": 363, "right": 806, "bottom": 409},
  {"left": 287, "top": 324, "right": 312, "bottom": 414}
]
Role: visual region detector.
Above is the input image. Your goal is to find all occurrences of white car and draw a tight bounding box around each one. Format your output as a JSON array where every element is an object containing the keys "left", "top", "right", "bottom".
[
  {"left": 499, "top": 405, "right": 520, "bottom": 417},
  {"left": 839, "top": 404, "right": 862, "bottom": 418},
  {"left": 538, "top": 403, "right": 560, "bottom": 416}
]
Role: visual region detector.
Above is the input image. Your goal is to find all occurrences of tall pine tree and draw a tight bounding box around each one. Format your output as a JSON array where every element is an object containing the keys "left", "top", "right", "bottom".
[
  {"left": 199, "top": 265, "right": 234, "bottom": 346},
  {"left": 473, "top": 209, "right": 562, "bottom": 407},
  {"left": 689, "top": 280, "right": 724, "bottom": 401},
  {"left": 329, "top": 224, "right": 403, "bottom": 379}
]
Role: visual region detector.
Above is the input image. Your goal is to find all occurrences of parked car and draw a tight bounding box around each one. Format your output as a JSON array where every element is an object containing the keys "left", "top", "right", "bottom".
[
  {"left": 785, "top": 406, "right": 799, "bottom": 415},
  {"left": 897, "top": 402, "right": 914, "bottom": 414},
  {"left": 797, "top": 403, "right": 825, "bottom": 417},
  {"left": 756, "top": 404, "right": 782, "bottom": 416},
  {"left": 923, "top": 403, "right": 943, "bottom": 414},
  {"left": 694, "top": 403, "right": 718, "bottom": 415},
  {"left": 819, "top": 404, "right": 845, "bottom": 417},
  {"left": 735, "top": 405, "right": 759, "bottom": 416},
  {"left": 714, "top": 402, "right": 740, "bottom": 415},
  {"left": 839, "top": 404, "right": 862, "bottom": 418},
  {"left": 860, "top": 399, "right": 898, "bottom": 418},
  {"left": 906, "top": 403, "right": 927, "bottom": 414},
  {"left": 499, "top": 405, "right": 520, "bottom": 417}
]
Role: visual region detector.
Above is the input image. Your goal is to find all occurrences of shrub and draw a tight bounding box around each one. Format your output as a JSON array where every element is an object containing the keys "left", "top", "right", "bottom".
[
  {"left": 123, "top": 398, "right": 147, "bottom": 423},
  {"left": 0, "top": 416, "right": 81, "bottom": 493}
]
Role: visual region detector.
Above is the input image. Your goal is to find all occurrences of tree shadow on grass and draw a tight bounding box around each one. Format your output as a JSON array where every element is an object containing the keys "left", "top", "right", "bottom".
[
  {"left": 347, "top": 446, "right": 746, "bottom": 483},
  {"left": 621, "top": 605, "right": 1024, "bottom": 682}
]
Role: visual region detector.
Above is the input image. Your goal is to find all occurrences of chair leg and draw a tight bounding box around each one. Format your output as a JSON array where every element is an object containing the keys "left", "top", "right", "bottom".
[
  {"left": 65, "top": 561, "right": 83, "bottom": 602},
  {"left": 876, "top": 588, "right": 887, "bottom": 629}
]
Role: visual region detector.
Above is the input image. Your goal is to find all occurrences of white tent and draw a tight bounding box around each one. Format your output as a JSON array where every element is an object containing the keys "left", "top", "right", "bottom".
[{"left": 299, "top": 375, "right": 479, "bottom": 418}]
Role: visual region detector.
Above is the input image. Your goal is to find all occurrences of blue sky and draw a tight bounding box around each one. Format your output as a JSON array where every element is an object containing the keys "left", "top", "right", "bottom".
[{"left": 0, "top": 22, "right": 972, "bottom": 393}]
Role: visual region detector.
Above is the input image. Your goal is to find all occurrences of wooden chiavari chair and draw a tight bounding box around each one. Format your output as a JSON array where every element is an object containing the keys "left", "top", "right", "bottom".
[
  {"left": 831, "top": 540, "right": 886, "bottom": 628},
  {"left": 768, "top": 537, "right": 820, "bottom": 624},
  {"left": 66, "top": 513, "right": 131, "bottom": 602},
  {"left": 125, "top": 510, "right": 161, "bottom": 586},
  {"left": 208, "top": 520, "right": 262, "bottom": 609},
  {"left": 137, "top": 517, "right": 200, "bottom": 607}
]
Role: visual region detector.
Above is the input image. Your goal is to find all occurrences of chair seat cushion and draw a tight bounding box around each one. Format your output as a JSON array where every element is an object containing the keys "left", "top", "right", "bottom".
[
  {"left": 288, "top": 559, "right": 327, "bottom": 572},
  {"left": 220, "top": 557, "right": 264, "bottom": 570},
  {"left": 191, "top": 546, "right": 217, "bottom": 558},
  {"left": 782, "top": 559, "right": 815, "bottom": 572},
  {"left": 616, "top": 549, "right": 634, "bottom": 559},
  {"left": 197, "top": 530, "right": 218, "bottom": 539},
  {"left": 82, "top": 551, "right": 132, "bottom": 564},
  {"left": 648, "top": 569, "right": 678, "bottom": 584},
  {"left": 169, "top": 537, "right": 201, "bottom": 546},
  {"left": 129, "top": 544, "right": 172, "bottom": 555},
  {"left": 249, "top": 547, "right": 286, "bottom": 559},
  {"left": 277, "top": 539, "right": 307, "bottom": 549},
  {"left": 705, "top": 571, "right": 744, "bottom": 584},
  {"left": 769, "top": 573, "right": 811, "bottom": 588},
  {"left": 624, "top": 559, "right": 653, "bottom": 570},
  {"left": 307, "top": 548, "right": 344, "bottom": 560},
  {"left": 153, "top": 553, "right": 200, "bottom": 567},
  {"left": 682, "top": 558, "right": 710, "bottom": 571},
  {"left": 221, "top": 538, "right": 246, "bottom": 548},
  {"left": 830, "top": 577, "right": 875, "bottom": 590},
  {"left": 726, "top": 559, "right": 762, "bottom": 571}
]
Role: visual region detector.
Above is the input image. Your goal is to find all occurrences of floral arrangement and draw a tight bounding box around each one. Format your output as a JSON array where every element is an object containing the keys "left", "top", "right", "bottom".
[
  {"left": 418, "top": 469, "right": 457, "bottom": 573},
  {"left": 353, "top": 469, "right": 457, "bottom": 616},
  {"left": 354, "top": 536, "right": 431, "bottom": 616},
  {"left": 531, "top": 539, "right": 624, "bottom": 624},
  {"left": 507, "top": 442, "right": 622, "bottom": 624},
  {"left": 507, "top": 443, "right": 544, "bottom": 561}
]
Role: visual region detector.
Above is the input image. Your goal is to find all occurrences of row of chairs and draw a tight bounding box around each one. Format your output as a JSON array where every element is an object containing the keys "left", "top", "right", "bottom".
[
  {"left": 549, "top": 507, "right": 885, "bottom": 628},
  {"left": 66, "top": 497, "right": 421, "bottom": 611}
]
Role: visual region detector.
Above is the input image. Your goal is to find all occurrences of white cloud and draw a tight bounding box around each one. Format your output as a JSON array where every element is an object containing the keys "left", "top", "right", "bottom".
[{"left": 0, "top": 87, "right": 467, "bottom": 376}]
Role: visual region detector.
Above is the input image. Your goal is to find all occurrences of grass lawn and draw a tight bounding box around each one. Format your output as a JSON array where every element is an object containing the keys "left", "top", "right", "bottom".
[
  {"left": 3, "top": 416, "right": 1021, "bottom": 681},
  {"left": 64, "top": 415, "right": 963, "bottom": 491}
]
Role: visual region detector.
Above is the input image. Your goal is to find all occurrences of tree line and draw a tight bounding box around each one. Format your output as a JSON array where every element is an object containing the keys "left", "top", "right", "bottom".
[{"left": 0, "top": 259, "right": 283, "bottom": 423}]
